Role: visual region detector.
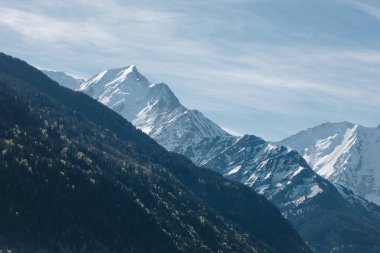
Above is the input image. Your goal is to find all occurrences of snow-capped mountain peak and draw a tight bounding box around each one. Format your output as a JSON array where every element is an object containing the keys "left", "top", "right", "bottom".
[
  {"left": 77, "top": 66, "right": 149, "bottom": 97},
  {"left": 280, "top": 122, "right": 358, "bottom": 177},
  {"left": 279, "top": 121, "right": 380, "bottom": 205},
  {"left": 78, "top": 65, "right": 228, "bottom": 150}
]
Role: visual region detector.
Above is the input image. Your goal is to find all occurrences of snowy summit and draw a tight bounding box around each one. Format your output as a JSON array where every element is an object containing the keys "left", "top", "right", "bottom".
[{"left": 279, "top": 122, "right": 380, "bottom": 205}]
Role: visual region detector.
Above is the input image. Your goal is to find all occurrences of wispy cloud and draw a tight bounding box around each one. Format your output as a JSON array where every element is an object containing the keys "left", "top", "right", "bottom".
[
  {"left": 0, "top": 6, "right": 117, "bottom": 47},
  {"left": 1, "top": 0, "right": 380, "bottom": 140},
  {"left": 349, "top": 0, "right": 380, "bottom": 20},
  {"left": 221, "top": 127, "right": 243, "bottom": 136}
]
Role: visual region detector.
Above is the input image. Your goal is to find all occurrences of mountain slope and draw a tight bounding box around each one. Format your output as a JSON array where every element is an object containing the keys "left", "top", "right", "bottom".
[
  {"left": 42, "top": 69, "right": 84, "bottom": 90},
  {"left": 181, "top": 135, "right": 328, "bottom": 213},
  {"left": 279, "top": 122, "right": 380, "bottom": 206},
  {"left": 77, "top": 66, "right": 228, "bottom": 151},
  {"left": 72, "top": 66, "right": 380, "bottom": 253},
  {"left": 182, "top": 134, "right": 380, "bottom": 253},
  {"left": 0, "top": 53, "right": 312, "bottom": 253}
]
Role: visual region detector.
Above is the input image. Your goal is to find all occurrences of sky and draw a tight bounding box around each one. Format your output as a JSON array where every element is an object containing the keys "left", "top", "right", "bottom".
[{"left": 1, "top": 0, "right": 380, "bottom": 141}]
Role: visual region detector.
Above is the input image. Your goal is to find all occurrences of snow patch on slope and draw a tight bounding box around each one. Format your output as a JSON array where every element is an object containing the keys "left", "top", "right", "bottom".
[
  {"left": 182, "top": 134, "right": 326, "bottom": 214},
  {"left": 279, "top": 122, "right": 380, "bottom": 205}
]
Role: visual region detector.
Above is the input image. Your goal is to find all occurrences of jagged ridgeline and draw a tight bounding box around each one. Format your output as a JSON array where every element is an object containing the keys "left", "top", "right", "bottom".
[
  {"left": 0, "top": 53, "right": 312, "bottom": 252},
  {"left": 64, "top": 57, "right": 380, "bottom": 252}
]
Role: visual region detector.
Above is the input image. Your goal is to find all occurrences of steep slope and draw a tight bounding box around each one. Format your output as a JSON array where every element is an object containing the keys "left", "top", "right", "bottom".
[
  {"left": 77, "top": 66, "right": 228, "bottom": 151},
  {"left": 0, "top": 53, "right": 312, "bottom": 253},
  {"left": 42, "top": 69, "right": 84, "bottom": 90},
  {"left": 181, "top": 135, "right": 327, "bottom": 214},
  {"left": 182, "top": 134, "right": 380, "bottom": 253},
  {"left": 61, "top": 64, "right": 380, "bottom": 253},
  {"left": 279, "top": 122, "right": 380, "bottom": 205}
]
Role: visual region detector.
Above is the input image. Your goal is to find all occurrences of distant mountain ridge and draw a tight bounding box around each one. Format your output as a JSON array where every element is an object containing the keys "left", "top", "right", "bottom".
[
  {"left": 62, "top": 64, "right": 380, "bottom": 253},
  {"left": 42, "top": 69, "right": 84, "bottom": 90},
  {"left": 279, "top": 121, "right": 380, "bottom": 206}
]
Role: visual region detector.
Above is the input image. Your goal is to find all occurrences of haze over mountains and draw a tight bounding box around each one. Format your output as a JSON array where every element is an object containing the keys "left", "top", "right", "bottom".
[
  {"left": 41, "top": 69, "right": 84, "bottom": 90},
  {"left": 45, "top": 64, "right": 380, "bottom": 253}
]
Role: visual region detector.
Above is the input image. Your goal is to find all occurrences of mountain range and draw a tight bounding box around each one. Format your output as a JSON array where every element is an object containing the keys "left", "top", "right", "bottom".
[
  {"left": 43, "top": 65, "right": 380, "bottom": 253},
  {"left": 0, "top": 53, "right": 312, "bottom": 253}
]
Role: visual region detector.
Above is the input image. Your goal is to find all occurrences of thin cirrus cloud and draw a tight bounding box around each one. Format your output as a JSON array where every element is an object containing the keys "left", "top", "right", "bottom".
[
  {"left": 348, "top": 0, "right": 380, "bottom": 20},
  {"left": 0, "top": 7, "right": 116, "bottom": 46},
  {"left": 0, "top": 0, "right": 380, "bottom": 140}
]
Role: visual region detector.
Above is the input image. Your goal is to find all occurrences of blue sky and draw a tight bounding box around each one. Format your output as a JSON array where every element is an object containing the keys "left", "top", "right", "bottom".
[{"left": 1, "top": 0, "right": 380, "bottom": 140}]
